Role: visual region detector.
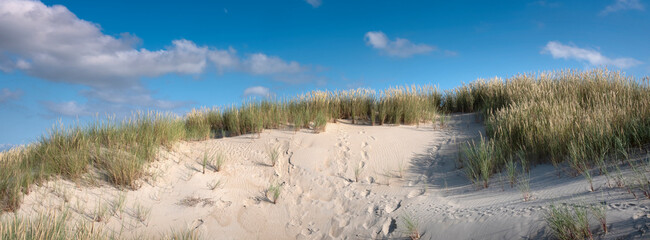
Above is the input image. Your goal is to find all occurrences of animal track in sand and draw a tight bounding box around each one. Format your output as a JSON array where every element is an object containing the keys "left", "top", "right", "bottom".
[{"left": 407, "top": 189, "right": 425, "bottom": 198}]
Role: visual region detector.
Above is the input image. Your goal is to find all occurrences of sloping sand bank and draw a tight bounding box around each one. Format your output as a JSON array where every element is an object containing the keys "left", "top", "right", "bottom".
[{"left": 5, "top": 113, "right": 650, "bottom": 239}]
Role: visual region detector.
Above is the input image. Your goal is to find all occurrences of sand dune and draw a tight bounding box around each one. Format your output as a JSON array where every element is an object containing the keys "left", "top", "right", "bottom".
[{"left": 5, "top": 113, "right": 650, "bottom": 239}]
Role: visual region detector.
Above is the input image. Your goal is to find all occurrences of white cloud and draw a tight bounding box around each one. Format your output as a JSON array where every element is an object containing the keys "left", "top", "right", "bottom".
[
  {"left": 305, "top": 0, "right": 322, "bottom": 8},
  {"left": 0, "top": 0, "right": 318, "bottom": 116},
  {"left": 243, "top": 86, "right": 270, "bottom": 97},
  {"left": 0, "top": 1, "right": 212, "bottom": 88},
  {"left": 243, "top": 53, "right": 304, "bottom": 75},
  {"left": 42, "top": 101, "right": 88, "bottom": 117},
  {"left": 542, "top": 41, "right": 643, "bottom": 69},
  {"left": 601, "top": 0, "right": 644, "bottom": 15},
  {"left": 364, "top": 31, "right": 435, "bottom": 58},
  {"left": 0, "top": 88, "right": 23, "bottom": 103},
  {"left": 208, "top": 47, "right": 240, "bottom": 73}
]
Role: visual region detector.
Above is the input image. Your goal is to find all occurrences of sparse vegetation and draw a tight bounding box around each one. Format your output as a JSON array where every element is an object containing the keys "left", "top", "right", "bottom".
[
  {"left": 2, "top": 68, "right": 650, "bottom": 214},
  {"left": 133, "top": 202, "right": 152, "bottom": 225},
  {"left": 545, "top": 204, "right": 593, "bottom": 240},
  {"left": 178, "top": 196, "right": 215, "bottom": 207},
  {"left": 207, "top": 179, "right": 223, "bottom": 190},
  {"left": 518, "top": 165, "right": 532, "bottom": 202},
  {"left": 591, "top": 202, "right": 607, "bottom": 234},
  {"left": 90, "top": 199, "right": 109, "bottom": 222},
  {"left": 266, "top": 183, "right": 282, "bottom": 204},
  {"left": 266, "top": 144, "right": 280, "bottom": 167},
  {"left": 461, "top": 135, "right": 500, "bottom": 189},
  {"left": 504, "top": 156, "right": 517, "bottom": 188},
  {"left": 164, "top": 229, "right": 201, "bottom": 240},
  {"left": 401, "top": 213, "right": 421, "bottom": 240},
  {"left": 354, "top": 165, "right": 363, "bottom": 183},
  {"left": 0, "top": 210, "right": 108, "bottom": 240},
  {"left": 111, "top": 192, "right": 127, "bottom": 218}
]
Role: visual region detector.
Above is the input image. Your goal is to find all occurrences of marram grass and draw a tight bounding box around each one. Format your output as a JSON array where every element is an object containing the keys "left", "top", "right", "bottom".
[{"left": 1, "top": 68, "right": 649, "bottom": 218}]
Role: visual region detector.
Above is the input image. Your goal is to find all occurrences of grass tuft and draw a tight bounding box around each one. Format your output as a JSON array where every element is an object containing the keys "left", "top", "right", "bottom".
[
  {"left": 266, "top": 183, "right": 282, "bottom": 204},
  {"left": 545, "top": 204, "right": 593, "bottom": 240}
]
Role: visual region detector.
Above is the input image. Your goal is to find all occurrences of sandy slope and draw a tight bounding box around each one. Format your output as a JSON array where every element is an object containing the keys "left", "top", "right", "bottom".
[{"left": 4, "top": 113, "right": 650, "bottom": 239}]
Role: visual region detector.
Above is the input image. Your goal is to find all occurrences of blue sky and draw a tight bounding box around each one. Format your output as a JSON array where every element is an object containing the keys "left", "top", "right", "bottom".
[{"left": 0, "top": 0, "right": 649, "bottom": 148}]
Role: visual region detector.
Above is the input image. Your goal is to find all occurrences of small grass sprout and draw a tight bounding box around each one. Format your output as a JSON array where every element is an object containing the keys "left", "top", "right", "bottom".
[
  {"left": 133, "top": 202, "right": 152, "bottom": 225},
  {"left": 207, "top": 179, "right": 223, "bottom": 190},
  {"left": 354, "top": 165, "right": 363, "bottom": 183},
  {"left": 590, "top": 202, "right": 607, "bottom": 234},
  {"left": 401, "top": 213, "right": 421, "bottom": 240},
  {"left": 266, "top": 144, "right": 280, "bottom": 167},
  {"left": 266, "top": 183, "right": 282, "bottom": 204}
]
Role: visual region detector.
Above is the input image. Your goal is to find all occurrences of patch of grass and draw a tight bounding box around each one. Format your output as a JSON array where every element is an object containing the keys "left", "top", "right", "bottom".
[
  {"left": 0, "top": 210, "right": 108, "bottom": 240},
  {"left": 504, "top": 156, "right": 517, "bottom": 188},
  {"left": 164, "top": 229, "right": 201, "bottom": 240},
  {"left": 461, "top": 135, "right": 500, "bottom": 189},
  {"left": 401, "top": 213, "right": 421, "bottom": 240},
  {"left": 4, "top": 68, "right": 650, "bottom": 212},
  {"left": 266, "top": 144, "right": 280, "bottom": 167},
  {"left": 207, "top": 179, "right": 223, "bottom": 190},
  {"left": 313, "top": 111, "right": 328, "bottom": 133},
  {"left": 590, "top": 202, "right": 607, "bottom": 234},
  {"left": 545, "top": 204, "right": 593, "bottom": 240},
  {"left": 90, "top": 199, "right": 109, "bottom": 222},
  {"left": 438, "top": 113, "right": 447, "bottom": 128},
  {"left": 266, "top": 183, "right": 282, "bottom": 204},
  {"left": 111, "top": 192, "right": 127, "bottom": 218},
  {"left": 518, "top": 168, "right": 532, "bottom": 202},
  {"left": 133, "top": 202, "right": 152, "bottom": 225},
  {"left": 354, "top": 165, "right": 363, "bottom": 183}
]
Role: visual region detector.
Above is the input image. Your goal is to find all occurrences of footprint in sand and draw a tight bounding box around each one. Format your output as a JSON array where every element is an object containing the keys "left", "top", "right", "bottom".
[
  {"left": 329, "top": 217, "right": 350, "bottom": 238},
  {"left": 381, "top": 218, "right": 396, "bottom": 236},
  {"left": 407, "top": 189, "right": 425, "bottom": 198},
  {"left": 385, "top": 200, "right": 401, "bottom": 213}
]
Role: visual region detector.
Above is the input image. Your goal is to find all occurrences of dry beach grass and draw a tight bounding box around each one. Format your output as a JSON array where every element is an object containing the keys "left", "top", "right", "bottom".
[{"left": 2, "top": 68, "right": 650, "bottom": 239}]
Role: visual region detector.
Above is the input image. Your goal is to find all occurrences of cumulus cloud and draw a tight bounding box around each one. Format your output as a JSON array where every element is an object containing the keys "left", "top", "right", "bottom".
[
  {"left": 305, "top": 0, "right": 322, "bottom": 8},
  {"left": 0, "top": 0, "right": 316, "bottom": 117},
  {"left": 242, "top": 86, "right": 270, "bottom": 97},
  {"left": 0, "top": 1, "right": 212, "bottom": 88},
  {"left": 364, "top": 31, "right": 435, "bottom": 58},
  {"left": 542, "top": 41, "right": 643, "bottom": 69},
  {"left": 0, "top": 88, "right": 23, "bottom": 103},
  {"left": 601, "top": 0, "right": 644, "bottom": 15}
]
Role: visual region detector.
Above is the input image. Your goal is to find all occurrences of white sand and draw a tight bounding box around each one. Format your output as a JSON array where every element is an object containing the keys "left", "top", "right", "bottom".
[{"left": 4, "top": 113, "right": 650, "bottom": 239}]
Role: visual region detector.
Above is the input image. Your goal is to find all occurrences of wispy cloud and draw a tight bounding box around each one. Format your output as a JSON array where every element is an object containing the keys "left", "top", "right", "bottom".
[
  {"left": 600, "top": 0, "right": 644, "bottom": 15},
  {"left": 0, "top": 88, "right": 23, "bottom": 103},
  {"left": 364, "top": 31, "right": 435, "bottom": 58},
  {"left": 542, "top": 41, "right": 643, "bottom": 69},
  {"left": 530, "top": 1, "right": 561, "bottom": 8},
  {"left": 305, "top": 0, "right": 322, "bottom": 8},
  {"left": 242, "top": 86, "right": 270, "bottom": 97},
  {"left": 41, "top": 101, "right": 89, "bottom": 117},
  {"left": 243, "top": 54, "right": 304, "bottom": 75}
]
